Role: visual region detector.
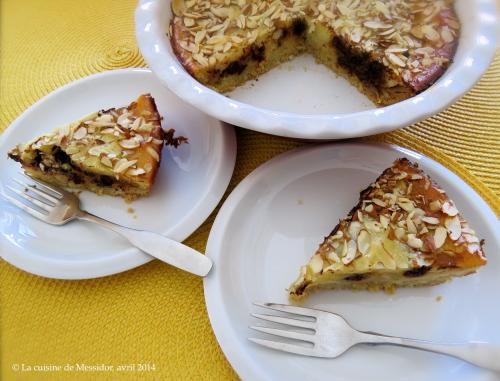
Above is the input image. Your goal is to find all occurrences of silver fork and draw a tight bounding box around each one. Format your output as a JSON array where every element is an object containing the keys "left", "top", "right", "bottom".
[
  {"left": 250, "top": 302, "right": 500, "bottom": 372},
  {"left": 2, "top": 173, "right": 212, "bottom": 277}
]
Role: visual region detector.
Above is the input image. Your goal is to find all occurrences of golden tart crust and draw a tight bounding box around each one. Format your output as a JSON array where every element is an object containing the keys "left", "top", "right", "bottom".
[{"left": 170, "top": 0, "right": 459, "bottom": 106}]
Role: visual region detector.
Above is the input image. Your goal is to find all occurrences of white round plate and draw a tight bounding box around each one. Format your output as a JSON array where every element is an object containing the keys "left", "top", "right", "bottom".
[
  {"left": 135, "top": 0, "right": 498, "bottom": 140},
  {"left": 204, "top": 143, "right": 500, "bottom": 381},
  {"left": 0, "top": 68, "right": 236, "bottom": 279}
]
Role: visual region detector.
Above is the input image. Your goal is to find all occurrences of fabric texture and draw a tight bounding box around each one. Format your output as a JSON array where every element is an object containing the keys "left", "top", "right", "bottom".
[{"left": 0, "top": 1, "right": 498, "bottom": 380}]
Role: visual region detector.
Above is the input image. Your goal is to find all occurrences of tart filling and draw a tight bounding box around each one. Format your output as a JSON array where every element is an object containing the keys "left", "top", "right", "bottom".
[{"left": 289, "top": 158, "right": 486, "bottom": 300}]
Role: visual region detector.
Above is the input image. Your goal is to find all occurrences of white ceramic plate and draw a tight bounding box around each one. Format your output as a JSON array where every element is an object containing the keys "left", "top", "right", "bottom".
[
  {"left": 204, "top": 143, "right": 500, "bottom": 381},
  {"left": 135, "top": 0, "right": 498, "bottom": 140},
  {"left": 0, "top": 68, "right": 236, "bottom": 279}
]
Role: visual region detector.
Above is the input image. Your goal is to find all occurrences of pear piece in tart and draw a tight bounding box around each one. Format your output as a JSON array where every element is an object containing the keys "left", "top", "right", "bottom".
[
  {"left": 289, "top": 158, "right": 486, "bottom": 301},
  {"left": 8, "top": 94, "right": 183, "bottom": 201}
]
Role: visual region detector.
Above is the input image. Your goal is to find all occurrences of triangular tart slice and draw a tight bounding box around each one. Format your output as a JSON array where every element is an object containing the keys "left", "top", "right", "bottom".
[
  {"left": 289, "top": 158, "right": 486, "bottom": 301},
  {"left": 8, "top": 94, "right": 183, "bottom": 201}
]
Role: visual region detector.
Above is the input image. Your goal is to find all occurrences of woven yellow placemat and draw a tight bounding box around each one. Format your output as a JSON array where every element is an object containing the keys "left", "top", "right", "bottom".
[{"left": 0, "top": 1, "right": 498, "bottom": 380}]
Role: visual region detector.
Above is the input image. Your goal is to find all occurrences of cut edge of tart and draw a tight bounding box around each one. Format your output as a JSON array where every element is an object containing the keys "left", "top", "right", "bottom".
[
  {"left": 288, "top": 158, "right": 486, "bottom": 301},
  {"left": 8, "top": 94, "right": 185, "bottom": 201}
]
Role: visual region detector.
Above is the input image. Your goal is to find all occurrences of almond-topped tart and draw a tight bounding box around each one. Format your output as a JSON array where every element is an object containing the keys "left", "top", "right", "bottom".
[
  {"left": 170, "top": 0, "right": 459, "bottom": 106},
  {"left": 8, "top": 94, "right": 185, "bottom": 201},
  {"left": 289, "top": 158, "right": 486, "bottom": 301}
]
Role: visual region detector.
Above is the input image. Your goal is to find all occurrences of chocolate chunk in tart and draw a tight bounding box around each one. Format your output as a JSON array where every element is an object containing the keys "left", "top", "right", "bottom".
[
  {"left": 170, "top": 0, "right": 459, "bottom": 106},
  {"left": 289, "top": 158, "right": 486, "bottom": 301},
  {"left": 8, "top": 94, "right": 184, "bottom": 201}
]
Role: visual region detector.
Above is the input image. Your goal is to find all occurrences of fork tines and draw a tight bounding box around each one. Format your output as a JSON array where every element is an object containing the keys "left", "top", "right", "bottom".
[
  {"left": 2, "top": 173, "right": 61, "bottom": 220},
  {"left": 249, "top": 302, "right": 320, "bottom": 357}
]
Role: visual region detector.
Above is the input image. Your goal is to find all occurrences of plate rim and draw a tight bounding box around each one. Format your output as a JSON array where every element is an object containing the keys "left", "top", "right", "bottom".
[
  {"left": 135, "top": 0, "right": 499, "bottom": 140},
  {"left": 203, "top": 141, "right": 500, "bottom": 381},
  {"left": 0, "top": 68, "right": 237, "bottom": 279}
]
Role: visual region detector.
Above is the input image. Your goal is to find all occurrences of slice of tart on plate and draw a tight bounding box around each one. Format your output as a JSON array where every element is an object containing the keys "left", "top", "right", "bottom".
[
  {"left": 289, "top": 158, "right": 487, "bottom": 301},
  {"left": 8, "top": 94, "right": 184, "bottom": 201}
]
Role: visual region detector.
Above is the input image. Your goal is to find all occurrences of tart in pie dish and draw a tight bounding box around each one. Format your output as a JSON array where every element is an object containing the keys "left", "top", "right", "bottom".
[
  {"left": 289, "top": 158, "right": 486, "bottom": 301},
  {"left": 8, "top": 94, "right": 183, "bottom": 201},
  {"left": 170, "top": 0, "right": 459, "bottom": 106}
]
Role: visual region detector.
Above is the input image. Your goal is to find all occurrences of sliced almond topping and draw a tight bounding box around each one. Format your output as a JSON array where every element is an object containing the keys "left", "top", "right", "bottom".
[
  {"left": 117, "top": 112, "right": 132, "bottom": 128},
  {"left": 467, "top": 244, "right": 481, "bottom": 254},
  {"left": 119, "top": 138, "right": 141, "bottom": 150},
  {"left": 100, "top": 156, "right": 113, "bottom": 167},
  {"left": 386, "top": 53, "right": 406, "bottom": 67},
  {"left": 441, "top": 27, "right": 454, "bottom": 43},
  {"left": 363, "top": 20, "right": 391, "bottom": 29},
  {"left": 146, "top": 146, "right": 160, "bottom": 162},
  {"left": 406, "top": 218, "right": 417, "bottom": 234},
  {"left": 348, "top": 221, "right": 363, "bottom": 240},
  {"left": 327, "top": 250, "right": 340, "bottom": 263},
  {"left": 172, "top": 0, "right": 186, "bottom": 16},
  {"left": 65, "top": 145, "right": 80, "bottom": 155},
  {"left": 364, "top": 220, "right": 382, "bottom": 233},
  {"left": 463, "top": 234, "right": 480, "bottom": 244},
  {"left": 429, "top": 200, "right": 442, "bottom": 212},
  {"left": 379, "top": 215, "right": 389, "bottom": 229},
  {"left": 394, "top": 227, "right": 406, "bottom": 240},
  {"left": 357, "top": 230, "right": 370, "bottom": 255},
  {"left": 372, "top": 198, "right": 386, "bottom": 207},
  {"left": 442, "top": 201, "right": 458, "bottom": 216},
  {"left": 59, "top": 125, "right": 70, "bottom": 139},
  {"left": 407, "top": 234, "right": 423, "bottom": 250},
  {"left": 374, "top": 1, "right": 391, "bottom": 19},
  {"left": 184, "top": 17, "right": 195, "bottom": 27},
  {"left": 421, "top": 25, "right": 440, "bottom": 42},
  {"left": 113, "top": 158, "right": 137, "bottom": 174},
  {"left": 194, "top": 30, "right": 206, "bottom": 45},
  {"left": 422, "top": 216, "right": 440, "bottom": 225},
  {"left": 357, "top": 210, "right": 364, "bottom": 222},
  {"left": 88, "top": 146, "right": 104, "bottom": 156},
  {"left": 309, "top": 254, "right": 323, "bottom": 274},
  {"left": 410, "top": 26, "right": 424, "bottom": 39},
  {"left": 95, "top": 114, "right": 114, "bottom": 123},
  {"left": 138, "top": 123, "right": 154, "bottom": 132},
  {"left": 331, "top": 230, "right": 343, "bottom": 240},
  {"left": 434, "top": 226, "right": 447, "bottom": 249},
  {"left": 445, "top": 216, "right": 461, "bottom": 241},
  {"left": 127, "top": 168, "right": 146, "bottom": 176},
  {"left": 342, "top": 240, "right": 358, "bottom": 265},
  {"left": 397, "top": 199, "right": 414, "bottom": 212},
  {"left": 130, "top": 117, "right": 143, "bottom": 131},
  {"left": 386, "top": 46, "right": 408, "bottom": 54},
  {"left": 73, "top": 127, "right": 87, "bottom": 140}
]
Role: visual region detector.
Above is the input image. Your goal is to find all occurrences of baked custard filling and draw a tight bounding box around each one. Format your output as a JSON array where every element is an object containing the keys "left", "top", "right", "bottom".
[{"left": 8, "top": 147, "right": 140, "bottom": 194}]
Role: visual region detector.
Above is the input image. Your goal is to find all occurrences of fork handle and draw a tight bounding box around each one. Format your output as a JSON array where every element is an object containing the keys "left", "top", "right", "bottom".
[
  {"left": 77, "top": 211, "right": 212, "bottom": 277},
  {"left": 359, "top": 332, "right": 500, "bottom": 371}
]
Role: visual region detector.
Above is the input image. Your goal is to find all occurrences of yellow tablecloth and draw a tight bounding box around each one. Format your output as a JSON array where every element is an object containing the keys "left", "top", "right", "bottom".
[{"left": 0, "top": 1, "right": 498, "bottom": 380}]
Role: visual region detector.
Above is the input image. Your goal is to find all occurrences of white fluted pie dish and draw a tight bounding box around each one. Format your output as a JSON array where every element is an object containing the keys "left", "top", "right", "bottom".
[{"left": 135, "top": 0, "right": 498, "bottom": 140}]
